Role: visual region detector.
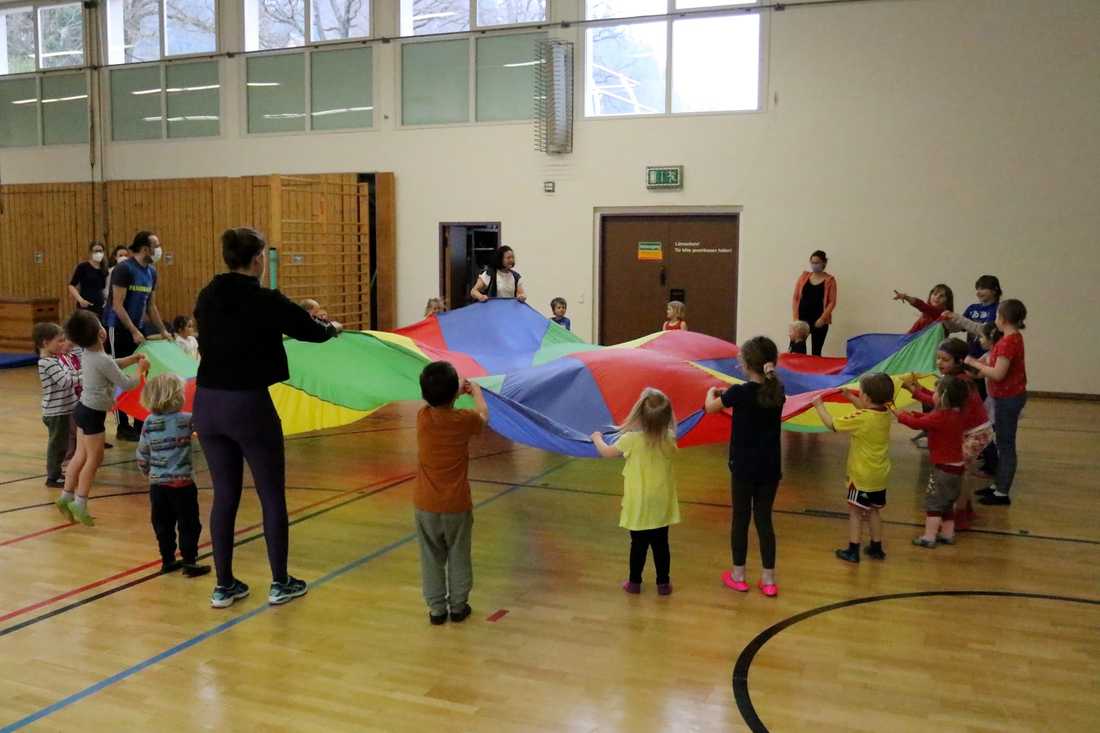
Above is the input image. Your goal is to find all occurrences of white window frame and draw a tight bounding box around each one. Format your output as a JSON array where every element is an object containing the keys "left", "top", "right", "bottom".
[
  {"left": 397, "top": 28, "right": 546, "bottom": 129},
  {"left": 0, "top": 0, "right": 86, "bottom": 75},
  {"left": 582, "top": 0, "right": 768, "bottom": 120},
  {"left": 399, "top": 0, "right": 550, "bottom": 37},
  {"left": 38, "top": 67, "right": 90, "bottom": 145},
  {"left": 241, "top": 0, "right": 374, "bottom": 53},
  {"left": 105, "top": 58, "right": 223, "bottom": 143},
  {"left": 103, "top": 0, "right": 221, "bottom": 66},
  {"left": 240, "top": 45, "right": 375, "bottom": 137},
  {"left": 0, "top": 74, "right": 43, "bottom": 146}
]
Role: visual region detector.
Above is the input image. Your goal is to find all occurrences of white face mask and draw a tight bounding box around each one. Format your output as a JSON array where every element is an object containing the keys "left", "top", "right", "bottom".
[
  {"left": 152, "top": 246, "right": 163, "bottom": 263},
  {"left": 91, "top": 251, "right": 104, "bottom": 263}
]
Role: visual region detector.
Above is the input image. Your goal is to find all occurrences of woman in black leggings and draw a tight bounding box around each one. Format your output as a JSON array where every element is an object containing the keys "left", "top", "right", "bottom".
[
  {"left": 194, "top": 227, "right": 340, "bottom": 609},
  {"left": 791, "top": 250, "right": 838, "bottom": 356}
]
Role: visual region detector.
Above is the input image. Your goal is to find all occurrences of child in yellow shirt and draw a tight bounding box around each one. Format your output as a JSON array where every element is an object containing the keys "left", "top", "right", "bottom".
[
  {"left": 591, "top": 388, "right": 680, "bottom": 596},
  {"left": 812, "top": 372, "right": 896, "bottom": 563}
]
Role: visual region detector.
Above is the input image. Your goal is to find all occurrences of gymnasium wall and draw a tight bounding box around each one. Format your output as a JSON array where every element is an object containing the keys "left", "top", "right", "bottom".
[{"left": 1, "top": 0, "right": 1098, "bottom": 393}]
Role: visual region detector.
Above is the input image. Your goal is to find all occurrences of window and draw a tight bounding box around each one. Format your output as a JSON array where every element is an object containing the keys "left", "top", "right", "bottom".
[
  {"left": 166, "top": 61, "right": 219, "bottom": 137},
  {"left": 41, "top": 71, "right": 87, "bottom": 143},
  {"left": 244, "top": 0, "right": 370, "bottom": 51},
  {"left": 106, "top": 0, "right": 217, "bottom": 64},
  {"left": 0, "top": 76, "right": 39, "bottom": 146},
  {"left": 247, "top": 46, "right": 371, "bottom": 133},
  {"left": 585, "top": 0, "right": 762, "bottom": 117},
  {"left": 0, "top": 7, "right": 36, "bottom": 75},
  {"left": 38, "top": 3, "right": 83, "bottom": 68},
  {"left": 400, "top": 0, "right": 545, "bottom": 36},
  {"left": 310, "top": 47, "right": 372, "bottom": 130},
  {"left": 110, "top": 60, "right": 220, "bottom": 140},
  {"left": 111, "top": 65, "right": 163, "bottom": 140},
  {"left": 402, "top": 31, "right": 544, "bottom": 125}
]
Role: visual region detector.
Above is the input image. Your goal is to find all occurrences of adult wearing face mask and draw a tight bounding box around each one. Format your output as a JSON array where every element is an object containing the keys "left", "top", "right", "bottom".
[
  {"left": 106, "top": 230, "right": 171, "bottom": 440},
  {"left": 791, "top": 250, "right": 837, "bottom": 356},
  {"left": 68, "top": 242, "right": 108, "bottom": 321}
]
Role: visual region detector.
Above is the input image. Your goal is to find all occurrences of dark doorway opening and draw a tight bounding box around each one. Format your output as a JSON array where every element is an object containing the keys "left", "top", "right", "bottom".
[{"left": 439, "top": 222, "right": 501, "bottom": 311}]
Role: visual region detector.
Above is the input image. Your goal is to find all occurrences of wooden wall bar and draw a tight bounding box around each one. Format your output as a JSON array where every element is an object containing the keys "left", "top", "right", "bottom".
[{"left": 0, "top": 173, "right": 394, "bottom": 336}]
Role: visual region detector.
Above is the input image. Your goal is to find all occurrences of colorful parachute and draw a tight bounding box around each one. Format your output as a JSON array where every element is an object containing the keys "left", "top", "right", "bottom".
[{"left": 117, "top": 300, "right": 942, "bottom": 458}]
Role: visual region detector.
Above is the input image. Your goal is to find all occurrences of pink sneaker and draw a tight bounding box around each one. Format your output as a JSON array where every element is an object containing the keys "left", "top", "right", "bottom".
[
  {"left": 721, "top": 570, "right": 750, "bottom": 592},
  {"left": 657, "top": 583, "right": 672, "bottom": 596},
  {"left": 757, "top": 580, "right": 779, "bottom": 598},
  {"left": 622, "top": 581, "right": 641, "bottom": 594}
]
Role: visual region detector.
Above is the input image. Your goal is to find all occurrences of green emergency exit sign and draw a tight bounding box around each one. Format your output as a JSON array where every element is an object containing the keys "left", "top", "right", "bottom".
[{"left": 646, "top": 165, "right": 683, "bottom": 190}]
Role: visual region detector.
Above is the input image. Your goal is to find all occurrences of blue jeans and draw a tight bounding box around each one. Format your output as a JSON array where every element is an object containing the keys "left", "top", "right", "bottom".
[{"left": 993, "top": 393, "right": 1027, "bottom": 495}]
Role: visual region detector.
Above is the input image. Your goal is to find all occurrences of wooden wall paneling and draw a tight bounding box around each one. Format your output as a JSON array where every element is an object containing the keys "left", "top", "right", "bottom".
[{"left": 374, "top": 172, "right": 397, "bottom": 330}]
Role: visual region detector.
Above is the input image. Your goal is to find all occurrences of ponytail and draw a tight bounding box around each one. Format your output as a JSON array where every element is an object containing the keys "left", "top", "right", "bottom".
[{"left": 741, "top": 336, "right": 786, "bottom": 409}]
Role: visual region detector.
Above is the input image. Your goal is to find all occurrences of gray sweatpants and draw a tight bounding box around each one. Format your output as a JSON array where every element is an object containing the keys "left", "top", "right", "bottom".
[{"left": 414, "top": 509, "right": 474, "bottom": 615}]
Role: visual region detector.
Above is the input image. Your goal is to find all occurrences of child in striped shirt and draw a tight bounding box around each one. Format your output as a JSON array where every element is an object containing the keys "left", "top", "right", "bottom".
[{"left": 35, "top": 323, "right": 80, "bottom": 488}]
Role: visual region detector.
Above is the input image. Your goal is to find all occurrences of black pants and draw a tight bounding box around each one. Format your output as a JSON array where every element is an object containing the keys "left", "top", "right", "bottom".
[
  {"left": 109, "top": 326, "right": 142, "bottom": 431},
  {"left": 194, "top": 386, "right": 289, "bottom": 587},
  {"left": 629, "top": 526, "right": 670, "bottom": 584},
  {"left": 731, "top": 477, "right": 779, "bottom": 569},
  {"left": 151, "top": 482, "right": 202, "bottom": 564},
  {"left": 809, "top": 323, "right": 829, "bottom": 356},
  {"left": 42, "top": 414, "right": 71, "bottom": 481}
]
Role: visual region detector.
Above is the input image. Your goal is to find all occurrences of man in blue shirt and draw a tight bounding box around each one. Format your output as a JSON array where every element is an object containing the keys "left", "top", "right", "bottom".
[{"left": 107, "top": 230, "right": 171, "bottom": 440}]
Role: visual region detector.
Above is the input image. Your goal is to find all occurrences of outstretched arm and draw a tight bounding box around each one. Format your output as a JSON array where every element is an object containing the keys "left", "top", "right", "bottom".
[
  {"left": 812, "top": 396, "right": 836, "bottom": 431},
  {"left": 590, "top": 432, "right": 623, "bottom": 458},
  {"left": 704, "top": 386, "right": 726, "bottom": 415}
]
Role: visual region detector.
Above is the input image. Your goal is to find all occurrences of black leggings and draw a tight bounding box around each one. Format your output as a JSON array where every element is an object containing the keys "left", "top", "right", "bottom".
[
  {"left": 629, "top": 526, "right": 670, "bottom": 584},
  {"left": 731, "top": 478, "right": 779, "bottom": 569},
  {"left": 194, "top": 387, "right": 289, "bottom": 587}
]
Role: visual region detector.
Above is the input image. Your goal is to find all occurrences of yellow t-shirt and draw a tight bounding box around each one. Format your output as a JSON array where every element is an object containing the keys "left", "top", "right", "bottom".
[
  {"left": 616, "top": 431, "right": 681, "bottom": 531},
  {"left": 833, "top": 408, "right": 892, "bottom": 491}
]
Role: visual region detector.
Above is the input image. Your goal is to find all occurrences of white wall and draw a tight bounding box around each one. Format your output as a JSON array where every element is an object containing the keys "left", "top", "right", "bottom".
[{"left": 3, "top": 0, "right": 1099, "bottom": 392}]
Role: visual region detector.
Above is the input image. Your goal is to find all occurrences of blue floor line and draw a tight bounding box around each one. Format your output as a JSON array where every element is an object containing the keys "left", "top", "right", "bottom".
[{"left": 0, "top": 459, "right": 569, "bottom": 732}]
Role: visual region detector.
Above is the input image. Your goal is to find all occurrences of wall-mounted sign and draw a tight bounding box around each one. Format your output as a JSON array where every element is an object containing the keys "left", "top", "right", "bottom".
[
  {"left": 646, "top": 165, "right": 683, "bottom": 190},
  {"left": 637, "top": 241, "right": 663, "bottom": 262}
]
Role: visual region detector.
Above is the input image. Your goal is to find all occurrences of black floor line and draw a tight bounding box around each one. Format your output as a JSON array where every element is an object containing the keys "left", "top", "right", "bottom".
[
  {"left": 467, "top": 478, "right": 1100, "bottom": 547},
  {"left": 731, "top": 590, "right": 1100, "bottom": 733}
]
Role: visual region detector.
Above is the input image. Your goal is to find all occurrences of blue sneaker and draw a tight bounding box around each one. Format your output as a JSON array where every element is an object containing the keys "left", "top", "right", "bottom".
[
  {"left": 268, "top": 576, "right": 308, "bottom": 605},
  {"left": 210, "top": 579, "right": 250, "bottom": 609}
]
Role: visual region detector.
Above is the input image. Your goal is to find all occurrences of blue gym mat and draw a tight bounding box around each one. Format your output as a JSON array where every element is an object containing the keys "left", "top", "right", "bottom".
[{"left": 0, "top": 352, "right": 37, "bottom": 369}]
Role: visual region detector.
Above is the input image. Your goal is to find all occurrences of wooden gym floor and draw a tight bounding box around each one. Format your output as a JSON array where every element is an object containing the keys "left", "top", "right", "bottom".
[{"left": 0, "top": 365, "right": 1097, "bottom": 732}]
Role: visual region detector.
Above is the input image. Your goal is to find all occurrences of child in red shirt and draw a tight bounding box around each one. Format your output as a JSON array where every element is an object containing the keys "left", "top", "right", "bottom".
[
  {"left": 893, "top": 284, "right": 953, "bottom": 334},
  {"left": 894, "top": 375, "right": 970, "bottom": 547},
  {"left": 901, "top": 339, "right": 992, "bottom": 528},
  {"left": 965, "top": 299, "right": 1027, "bottom": 506}
]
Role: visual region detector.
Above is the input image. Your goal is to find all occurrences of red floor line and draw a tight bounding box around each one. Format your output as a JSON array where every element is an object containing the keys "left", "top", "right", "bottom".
[
  {"left": 0, "top": 471, "right": 415, "bottom": 625},
  {"left": 0, "top": 522, "right": 75, "bottom": 547}
]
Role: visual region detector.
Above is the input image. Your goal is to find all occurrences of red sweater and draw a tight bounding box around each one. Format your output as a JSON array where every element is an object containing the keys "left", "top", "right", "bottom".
[
  {"left": 910, "top": 377, "right": 989, "bottom": 433},
  {"left": 906, "top": 297, "right": 946, "bottom": 334},
  {"left": 897, "top": 408, "right": 964, "bottom": 466}
]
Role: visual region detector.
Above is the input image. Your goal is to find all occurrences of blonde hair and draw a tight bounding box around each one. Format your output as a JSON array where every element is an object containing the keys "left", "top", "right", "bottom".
[
  {"left": 666, "top": 301, "right": 686, "bottom": 322},
  {"left": 141, "top": 374, "right": 185, "bottom": 414},
  {"left": 424, "top": 297, "right": 445, "bottom": 316},
  {"left": 299, "top": 298, "right": 320, "bottom": 312},
  {"left": 790, "top": 320, "right": 810, "bottom": 337},
  {"left": 619, "top": 388, "right": 676, "bottom": 447}
]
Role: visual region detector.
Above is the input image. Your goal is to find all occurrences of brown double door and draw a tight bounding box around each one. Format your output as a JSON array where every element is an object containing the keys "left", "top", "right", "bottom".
[{"left": 599, "top": 214, "right": 739, "bottom": 345}]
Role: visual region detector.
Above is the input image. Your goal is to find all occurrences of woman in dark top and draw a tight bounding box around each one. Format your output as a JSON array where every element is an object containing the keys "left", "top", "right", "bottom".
[
  {"left": 68, "top": 242, "right": 108, "bottom": 320},
  {"left": 791, "top": 250, "right": 838, "bottom": 356},
  {"left": 704, "top": 336, "right": 786, "bottom": 597},
  {"left": 194, "top": 227, "right": 340, "bottom": 610}
]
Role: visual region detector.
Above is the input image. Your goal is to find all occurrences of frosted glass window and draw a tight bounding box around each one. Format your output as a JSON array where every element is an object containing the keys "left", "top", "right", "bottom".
[
  {"left": 0, "top": 7, "right": 36, "bottom": 75},
  {"left": 310, "top": 47, "right": 372, "bottom": 130},
  {"left": 477, "top": 0, "right": 545, "bottom": 26},
  {"left": 402, "top": 40, "right": 468, "bottom": 125},
  {"left": 311, "top": 0, "right": 370, "bottom": 42},
  {"left": 38, "top": 3, "right": 84, "bottom": 68},
  {"left": 676, "top": 0, "right": 756, "bottom": 7},
  {"left": 400, "top": 0, "right": 468, "bottom": 36},
  {"left": 165, "top": 0, "right": 217, "bottom": 56},
  {"left": 476, "top": 32, "right": 544, "bottom": 122},
  {"left": 0, "top": 77, "right": 39, "bottom": 146},
  {"left": 247, "top": 53, "right": 305, "bottom": 133},
  {"left": 41, "top": 72, "right": 87, "bottom": 144},
  {"left": 111, "top": 65, "right": 162, "bottom": 141},
  {"left": 586, "top": 0, "right": 664, "bottom": 20},
  {"left": 585, "top": 22, "right": 666, "bottom": 117},
  {"left": 166, "top": 60, "right": 219, "bottom": 137},
  {"left": 672, "top": 15, "right": 759, "bottom": 112}
]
